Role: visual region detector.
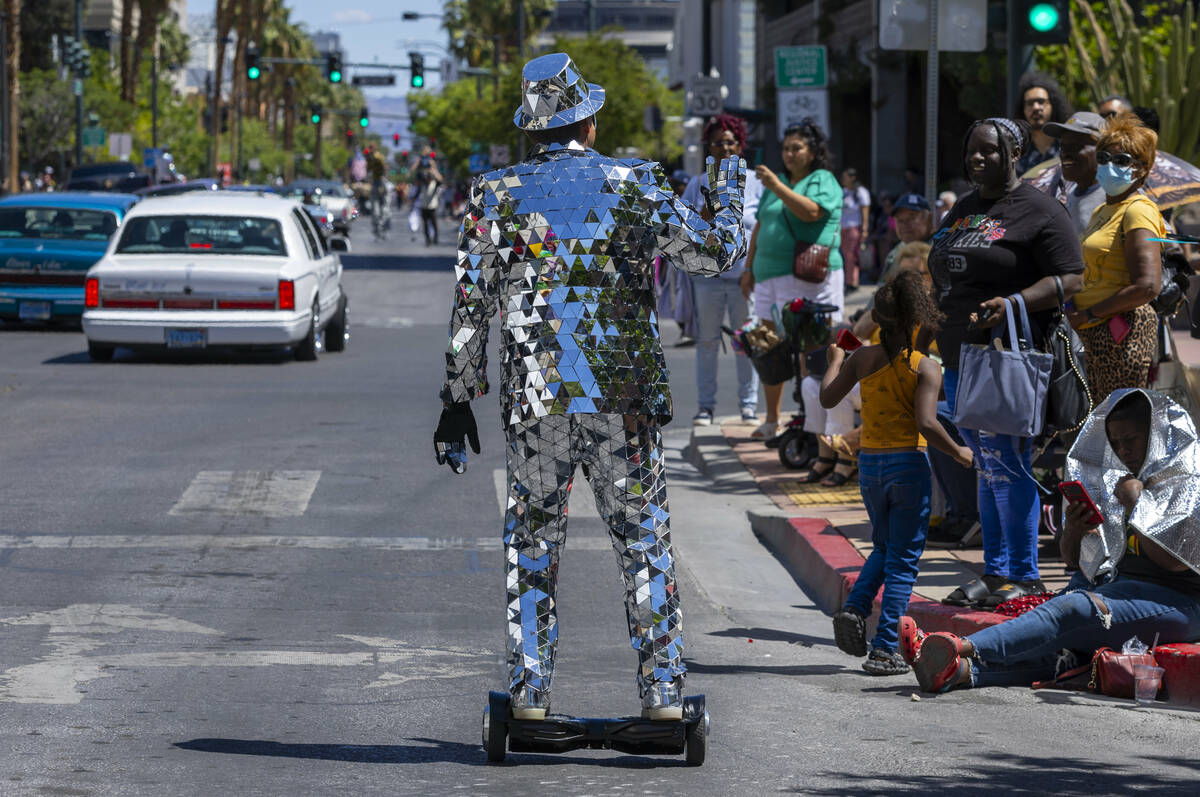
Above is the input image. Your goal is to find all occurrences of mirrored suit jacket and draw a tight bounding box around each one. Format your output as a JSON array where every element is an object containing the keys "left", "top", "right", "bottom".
[{"left": 441, "top": 141, "right": 746, "bottom": 426}]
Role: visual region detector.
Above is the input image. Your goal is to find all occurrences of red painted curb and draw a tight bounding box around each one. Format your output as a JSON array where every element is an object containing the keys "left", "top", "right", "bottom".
[{"left": 776, "top": 515, "right": 1200, "bottom": 706}]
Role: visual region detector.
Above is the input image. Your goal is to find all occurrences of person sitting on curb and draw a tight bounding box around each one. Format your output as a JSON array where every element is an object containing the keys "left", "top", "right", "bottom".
[
  {"left": 820, "top": 270, "right": 973, "bottom": 675},
  {"left": 906, "top": 389, "right": 1200, "bottom": 693}
]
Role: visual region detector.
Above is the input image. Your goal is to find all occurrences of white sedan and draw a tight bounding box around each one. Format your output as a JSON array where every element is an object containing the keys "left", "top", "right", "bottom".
[{"left": 82, "top": 193, "right": 348, "bottom": 361}]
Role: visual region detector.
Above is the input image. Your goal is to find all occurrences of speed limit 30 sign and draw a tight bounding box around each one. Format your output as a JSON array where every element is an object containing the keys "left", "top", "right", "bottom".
[{"left": 687, "top": 75, "right": 724, "bottom": 118}]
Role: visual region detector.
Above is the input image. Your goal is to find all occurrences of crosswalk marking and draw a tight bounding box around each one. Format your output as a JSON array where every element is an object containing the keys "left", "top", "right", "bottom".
[
  {"left": 169, "top": 471, "right": 321, "bottom": 517},
  {"left": 0, "top": 534, "right": 613, "bottom": 552}
]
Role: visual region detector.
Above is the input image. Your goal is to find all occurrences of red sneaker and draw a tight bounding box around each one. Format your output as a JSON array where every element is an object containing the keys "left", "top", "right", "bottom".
[
  {"left": 898, "top": 616, "right": 925, "bottom": 666},
  {"left": 913, "top": 632, "right": 967, "bottom": 693}
]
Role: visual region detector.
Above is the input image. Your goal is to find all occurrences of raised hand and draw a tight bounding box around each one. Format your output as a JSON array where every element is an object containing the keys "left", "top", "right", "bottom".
[{"left": 434, "top": 401, "right": 481, "bottom": 475}]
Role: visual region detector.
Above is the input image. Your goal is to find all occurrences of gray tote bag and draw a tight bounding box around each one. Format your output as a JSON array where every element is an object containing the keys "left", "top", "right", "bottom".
[{"left": 953, "top": 294, "right": 1053, "bottom": 438}]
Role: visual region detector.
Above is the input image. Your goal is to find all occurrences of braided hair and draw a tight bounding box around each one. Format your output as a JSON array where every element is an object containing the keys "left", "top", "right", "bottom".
[
  {"left": 872, "top": 269, "right": 944, "bottom": 365},
  {"left": 961, "top": 118, "right": 1031, "bottom": 186}
]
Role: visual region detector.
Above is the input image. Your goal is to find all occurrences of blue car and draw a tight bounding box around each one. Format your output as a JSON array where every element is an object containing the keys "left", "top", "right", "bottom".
[{"left": 0, "top": 192, "right": 138, "bottom": 322}]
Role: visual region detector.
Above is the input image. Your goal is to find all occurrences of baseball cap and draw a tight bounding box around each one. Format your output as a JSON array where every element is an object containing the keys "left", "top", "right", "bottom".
[
  {"left": 892, "top": 193, "right": 931, "bottom": 214},
  {"left": 1043, "top": 111, "right": 1105, "bottom": 141}
]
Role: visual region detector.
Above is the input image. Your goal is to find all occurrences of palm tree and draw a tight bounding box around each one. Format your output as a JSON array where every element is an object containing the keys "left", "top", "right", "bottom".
[
  {"left": 131, "top": 0, "right": 170, "bottom": 105},
  {"left": 4, "top": 0, "right": 19, "bottom": 190},
  {"left": 119, "top": 0, "right": 136, "bottom": 102},
  {"left": 211, "top": 0, "right": 235, "bottom": 173}
]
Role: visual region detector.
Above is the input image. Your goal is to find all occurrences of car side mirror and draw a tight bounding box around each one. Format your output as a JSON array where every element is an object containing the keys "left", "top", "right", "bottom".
[{"left": 329, "top": 237, "right": 350, "bottom": 253}]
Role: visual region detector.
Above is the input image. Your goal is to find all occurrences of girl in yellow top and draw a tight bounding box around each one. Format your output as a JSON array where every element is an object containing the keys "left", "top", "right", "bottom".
[
  {"left": 1067, "top": 112, "right": 1165, "bottom": 404},
  {"left": 818, "top": 270, "right": 973, "bottom": 675}
]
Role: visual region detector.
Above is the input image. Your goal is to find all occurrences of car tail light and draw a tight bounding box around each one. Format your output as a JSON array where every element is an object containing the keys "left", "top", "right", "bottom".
[
  {"left": 85, "top": 278, "right": 99, "bottom": 308},
  {"left": 217, "top": 299, "right": 276, "bottom": 310},
  {"left": 278, "top": 279, "right": 295, "bottom": 310},
  {"left": 103, "top": 298, "right": 159, "bottom": 309}
]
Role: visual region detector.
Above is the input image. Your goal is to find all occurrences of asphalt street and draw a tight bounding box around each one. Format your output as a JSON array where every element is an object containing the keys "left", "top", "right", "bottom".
[{"left": 0, "top": 209, "right": 1196, "bottom": 795}]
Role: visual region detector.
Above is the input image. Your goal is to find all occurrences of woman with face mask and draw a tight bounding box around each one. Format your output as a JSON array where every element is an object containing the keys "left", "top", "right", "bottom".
[{"left": 1066, "top": 112, "right": 1165, "bottom": 404}]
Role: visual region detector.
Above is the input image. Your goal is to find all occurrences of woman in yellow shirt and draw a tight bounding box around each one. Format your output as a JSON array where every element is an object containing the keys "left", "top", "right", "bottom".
[{"left": 1066, "top": 113, "right": 1164, "bottom": 403}]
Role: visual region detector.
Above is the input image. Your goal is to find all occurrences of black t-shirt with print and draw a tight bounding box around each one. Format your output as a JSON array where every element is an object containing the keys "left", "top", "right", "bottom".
[{"left": 929, "top": 183, "right": 1084, "bottom": 370}]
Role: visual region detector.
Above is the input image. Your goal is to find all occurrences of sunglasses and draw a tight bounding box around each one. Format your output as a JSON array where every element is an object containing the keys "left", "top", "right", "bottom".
[{"left": 1096, "top": 151, "right": 1138, "bottom": 167}]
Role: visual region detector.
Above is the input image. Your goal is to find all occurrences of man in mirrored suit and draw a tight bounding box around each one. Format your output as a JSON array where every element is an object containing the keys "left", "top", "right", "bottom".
[{"left": 434, "top": 52, "right": 746, "bottom": 720}]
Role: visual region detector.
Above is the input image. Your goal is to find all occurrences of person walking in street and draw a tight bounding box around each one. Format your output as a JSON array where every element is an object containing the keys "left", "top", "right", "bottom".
[
  {"left": 1015, "top": 72, "right": 1074, "bottom": 176},
  {"left": 684, "top": 114, "right": 763, "bottom": 426},
  {"left": 930, "top": 118, "right": 1084, "bottom": 610},
  {"left": 1066, "top": 112, "right": 1165, "bottom": 404},
  {"left": 1044, "top": 111, "right": 1108, "bottom": 234},
  {"left": 433, "top": 52, "right": 747, "bottom": 722},
  {"left": 840, "top": 168, "right": 871, "bottom": 292},
  {"left": 416, "top": 157, "right": 443, "bottom": 246},
  {"left": 822, "top": 270, "right": 973, "bottom": 675},
  {"left": 740, "top": 118, "right": 843, "bottom": 441},
  {"left": 909, "top": 389, "right": 1200, "bottom": 693}
]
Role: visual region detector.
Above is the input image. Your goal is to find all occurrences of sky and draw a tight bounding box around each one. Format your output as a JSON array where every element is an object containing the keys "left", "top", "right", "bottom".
[{"left": 188, "top": 0, "right": 453, "bottom": 96}]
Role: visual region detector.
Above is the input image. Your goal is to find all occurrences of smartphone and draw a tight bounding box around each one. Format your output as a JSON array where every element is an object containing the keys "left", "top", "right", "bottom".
[
  {"left": 1108, "top": 314, "right": 1131, "bottom": 344},
  {"left": 1060, "top": 480, "right": 1104, "bottom": 525},
  {"left": 967, "top": 307, "right": 995, "bottom": 331},
  {"left": 836, "top": 328, "right": 863, "bottom": 351}
]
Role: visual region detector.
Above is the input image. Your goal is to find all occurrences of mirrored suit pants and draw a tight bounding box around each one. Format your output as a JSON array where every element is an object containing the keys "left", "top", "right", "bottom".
[{"left": 503, "top": 413, "right": 685, "bottom": 706}]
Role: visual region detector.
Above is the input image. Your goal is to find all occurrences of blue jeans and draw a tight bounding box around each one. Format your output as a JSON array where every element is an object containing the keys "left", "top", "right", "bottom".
[
  {"left": 693, "top": 276, "right": 758, "bottom": 412},
  {"left": 926, "top": 399, "right": 978, "bottom": 523},
  {"left": 844, "top": 451, "right": 932, "bottom": 652},
  {"left": 968, "top": 576, "right": 1200, "bottom": 687},
  {"left": 943, "top": 368, "right": 1041, "bottom": 582}
]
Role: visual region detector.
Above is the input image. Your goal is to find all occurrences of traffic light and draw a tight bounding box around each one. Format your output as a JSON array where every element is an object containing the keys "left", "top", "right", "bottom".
[
  {"left": 392, "top": 133, "right": 400, "bottom": 146},
  {"left": 246, "top": 48, "right": 261, "bottom": 80},
  {"left": 309, "top": 104, "right": 322, "bottom": 125},
  {"left": 409, "top": 53, "right": 424, "bottom": 89},
  {"left": 62, "top": 35, "right": 90, "bottom": 77},
  {"left": 358, "top": 106, "right": 369, "bottom": 128},
  {"left": 346, "top": 130, "right": 355, "bottom": 147},
  {"left": 1016, "top": 0, "right": 1070, "bottom": 46},
  {"left": 325, "top": 52, "right": 343, "bottom": 83}
]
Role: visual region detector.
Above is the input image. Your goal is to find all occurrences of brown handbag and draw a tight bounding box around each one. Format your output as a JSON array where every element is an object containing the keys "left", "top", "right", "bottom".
[
  {"left": 782, "top": 210, "right": 831, "bottom": 284},
  {"left": 1031, "top": 646, "right": 1158, "bottom": 698}
]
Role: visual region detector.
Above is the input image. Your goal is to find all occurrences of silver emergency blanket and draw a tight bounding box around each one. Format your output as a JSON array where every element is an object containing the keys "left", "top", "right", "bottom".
[
  {"left": 1066, "top": 388, "right": 1200, "bottom": 580},
  {"left": 440, "top": 142, "right": 746, "bottom": 425},
  {"left": 503, "top": 414, "right": 681, "bottom": 707}
]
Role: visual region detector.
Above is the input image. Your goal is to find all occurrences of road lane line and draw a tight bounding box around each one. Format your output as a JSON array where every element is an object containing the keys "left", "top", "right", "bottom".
[
  {"left": 169, "top": 471, "right": 321, "bottom": 517},
  {"left": 0, "top": 534, "right": 613, "bottom": 551}
]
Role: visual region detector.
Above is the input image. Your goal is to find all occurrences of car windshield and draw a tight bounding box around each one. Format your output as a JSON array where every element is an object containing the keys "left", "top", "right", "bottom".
[
  {"left": 116, "top": 215, "right": 287, "bottom": 256},
  {"left": 0, "top": 207, "right": 119, "bottom": 240}
]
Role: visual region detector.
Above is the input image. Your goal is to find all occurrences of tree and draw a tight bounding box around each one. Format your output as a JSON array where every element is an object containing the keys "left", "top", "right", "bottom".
[
  {"left": 119, "top": 0, "right": 136, "bottom": 102},
  {"left": 443, "top": 0, "right": 556, "bottom": 68},
  {"left": 19, "top": 0, "right": 71, "bottom": 72},
  {"left": 129, "top": 0, "right": 171, "bottom": 106},
  {"left": 18, "top": 70, "right": 74, "bottom": 171},
  {"left": 5, "top": 0, "right": 19, "bottom": 191}
]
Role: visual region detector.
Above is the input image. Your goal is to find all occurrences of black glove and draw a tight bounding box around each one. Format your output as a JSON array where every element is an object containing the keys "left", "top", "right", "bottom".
[{"left": 434, "top": 401, "right": 480, "bottom": 474}]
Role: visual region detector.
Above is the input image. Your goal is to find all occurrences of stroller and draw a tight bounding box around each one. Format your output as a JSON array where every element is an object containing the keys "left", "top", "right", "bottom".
[{"left": 726, "top": 298, "right": 840, "bottom": 469}]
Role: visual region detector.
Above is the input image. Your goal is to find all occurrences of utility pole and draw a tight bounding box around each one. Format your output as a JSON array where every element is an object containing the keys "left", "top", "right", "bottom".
[
  {"left": 0, "top": 9, "right": 8, "bottom": 192},
  {"left": 151, "top": 33, "right": 159, "bottom": 148},
  {"left": 314, "top": 118, "right": 322, "bottom": 177},
  {"left": 74, "top": 0, "right": 83, "bottom": 167}
]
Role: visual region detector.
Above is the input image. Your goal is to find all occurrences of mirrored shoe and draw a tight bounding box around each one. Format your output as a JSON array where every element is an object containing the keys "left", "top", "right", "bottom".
[
  {"left": 511, "top": 686, "right": 549, "bottom": 720},
  {"left": 641, "top": 679, "right": 683, "bottom": 720}
]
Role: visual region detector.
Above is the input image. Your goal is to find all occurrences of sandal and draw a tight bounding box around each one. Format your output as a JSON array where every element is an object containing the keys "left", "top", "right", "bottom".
[
  {"left": 942, "top": 573, "right": 1006, "bottom": 608},
  {"left": 862, "top": 647, "right": 911, "bottom": 676},
  {"left": 803, "top": 456, "right": 836, "bottom": 484},
  {"left": 750, "top": 421, "right": 779, "bottom": 440},
  {"left": 820, "top": 458, "right": 858, "bottom": 488},
  {"left": 897, "top": 616, "right": 925, "bottom": 666},
  {"left": 832, "top": 607, "right": 867, "bottom": 657},
  {"left": 913, "top": 632, "right": 968, "bottom": 693},
  {"left": 981, "top": 578, "right": 1047, "bottom": 610}
]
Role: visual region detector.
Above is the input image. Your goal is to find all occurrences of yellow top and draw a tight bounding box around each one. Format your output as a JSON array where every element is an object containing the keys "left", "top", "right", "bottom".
[
  {"left": 868, "top": 325, "right": 938, "bottom": 355},
  {"left": 860, "top": 349, "right": 926, "bottom": 450},
  {"left": 1074, "top": 193, "right": 1165, "bottom": 325}
]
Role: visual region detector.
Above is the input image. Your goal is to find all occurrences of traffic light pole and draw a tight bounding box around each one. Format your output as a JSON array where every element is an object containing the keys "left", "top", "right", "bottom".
[
  {"left": 74, "top": 0, "right": 83, "bottom": 166},
  {"left": 314, "top": 118, "right": 322, "bottom": 178}
]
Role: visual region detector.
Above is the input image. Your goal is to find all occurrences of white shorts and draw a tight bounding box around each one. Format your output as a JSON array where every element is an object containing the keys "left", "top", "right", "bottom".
[
  {"left": 800, "top": 376, "right": 860, "bottom": 436},
  {"left": 752, "top": 269, "right": 844, "bottom": 325}
]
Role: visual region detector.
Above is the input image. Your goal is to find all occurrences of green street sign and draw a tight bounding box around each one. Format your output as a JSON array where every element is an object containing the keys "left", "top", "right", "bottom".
[
  {"left": 82, "top": 126, "right": 107, "bottom": 148},
  {"left": 775, "top": 46, "right": 827, "bottom": 89}
]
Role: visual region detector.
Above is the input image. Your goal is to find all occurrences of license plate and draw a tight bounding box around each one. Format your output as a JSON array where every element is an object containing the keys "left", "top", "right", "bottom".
[
  {"left": 166, "top": 328, "right": 207, "bottom": 349},
  {"left": 19, "top": 301, "right": 51, "bottom": 321}
]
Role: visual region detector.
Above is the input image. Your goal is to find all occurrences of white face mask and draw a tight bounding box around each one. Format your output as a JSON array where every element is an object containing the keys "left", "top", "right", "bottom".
[{"left": 1096, "top": 162, "right": 1136, "bottom": 196}]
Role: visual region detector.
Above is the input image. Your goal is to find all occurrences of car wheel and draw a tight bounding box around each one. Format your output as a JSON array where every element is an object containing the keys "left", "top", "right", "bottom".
[
  {"left": 325, "top": 294, "right": 348, "bottom": 352},
  {"left": 295, "top": 299, "right": 322, "bottom": 361},
  {"left": 87, "top": 340, "right": 115, "bottom": 361}
]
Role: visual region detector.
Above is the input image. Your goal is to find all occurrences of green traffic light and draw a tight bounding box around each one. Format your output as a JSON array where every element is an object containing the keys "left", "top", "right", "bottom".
[
  {"left": 1028, "top": 3, "right": 1060, "bottom": 32},
  {"left": 330, "top": 70, "right": 342, "bottom": 83},
  {"left": 311, "top": 114, "right": 321, "bottom": 124},
  {"left": 248, "top": 66, "right": 260, "bottom": 80},
  {"left": 359, "top": 118, "right": 369, "bottom": 128},
  {"left": 412, "top": 75, "right": 424, "bottom": 88}
]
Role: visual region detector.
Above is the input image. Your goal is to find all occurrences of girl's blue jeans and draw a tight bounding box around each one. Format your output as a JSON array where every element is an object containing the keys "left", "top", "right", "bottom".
[
  {"left": 844, "top": 451, "right": 931, "bottom": 652},
  {"left": 967, "top": 576, "right": 1200, "bottom": 687},
  {"left": 943, "top": 368, "right": 1041, "bottom": 582}
]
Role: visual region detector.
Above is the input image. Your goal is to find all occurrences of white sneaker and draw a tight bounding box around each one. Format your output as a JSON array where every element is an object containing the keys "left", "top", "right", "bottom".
[
  {"left": 741, "top": 407, "right": 758, "bottom": 422},
  {"left": 692, "top": 408, "right": 714, "bottom": 426}
]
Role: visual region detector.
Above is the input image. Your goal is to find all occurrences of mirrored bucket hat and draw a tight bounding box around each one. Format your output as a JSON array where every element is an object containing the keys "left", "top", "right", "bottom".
[{"left": 513, "top": 52, "right": 606, "bottom": 131}]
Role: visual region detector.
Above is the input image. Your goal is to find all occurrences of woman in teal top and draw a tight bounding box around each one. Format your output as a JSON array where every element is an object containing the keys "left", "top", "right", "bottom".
[{"left": 740, "top": 119, "right": 844, "bottom": 441}]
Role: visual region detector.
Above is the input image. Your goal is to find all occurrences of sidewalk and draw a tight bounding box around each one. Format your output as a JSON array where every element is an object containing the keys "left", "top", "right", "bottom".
[{"left": 686, "top": 319, "right": 1200, "bottom": 703}]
